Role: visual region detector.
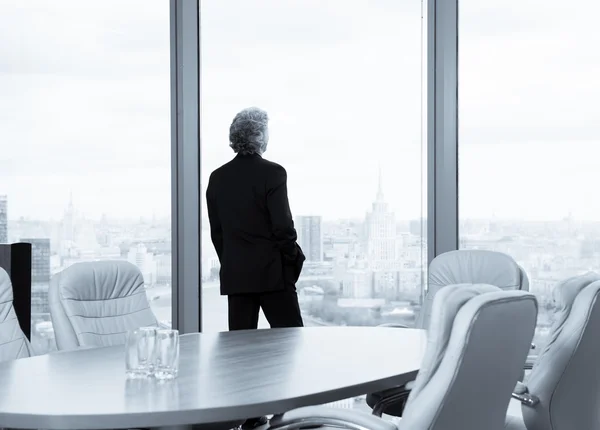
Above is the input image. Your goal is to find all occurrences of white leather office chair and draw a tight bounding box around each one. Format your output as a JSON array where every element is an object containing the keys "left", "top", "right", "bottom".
[
  {"left": 0, "top": 267, "right": 33, "bottom": 361},
  {"left": 269, "top": 284, "right": 538, "bottom": 430},
  {"left": 368, "top": 249, "right": 529, "bottom": 416},
  {"left": 505, "top": 272, "right": 600, "bottom": 430},
  {"left": 419, "top": 249, "right": 529, "bottom": 329},
  {"left": 49, "top": 260, "right": 158, "bottom": 350}
]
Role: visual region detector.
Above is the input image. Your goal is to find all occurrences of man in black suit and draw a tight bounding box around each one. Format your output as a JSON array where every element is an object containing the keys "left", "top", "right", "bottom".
[{"left": 206, "top": 107, "right": 305, "bottom": 332}]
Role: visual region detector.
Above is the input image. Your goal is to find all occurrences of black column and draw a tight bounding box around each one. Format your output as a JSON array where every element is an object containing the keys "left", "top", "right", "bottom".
[{"left": 0, "top": 243, "right": 32, "bottom": 340}]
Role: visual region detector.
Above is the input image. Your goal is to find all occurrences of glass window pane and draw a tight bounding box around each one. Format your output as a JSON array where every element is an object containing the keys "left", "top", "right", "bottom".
[
  {"left": 0, "top": 0, "right": 172, "bottom": 354},
  {"left": 459, "top": 1, "right": 600, "bottom": 356},
  {"left": 201, "top": 0, "right": 425, "bottom": 335}
]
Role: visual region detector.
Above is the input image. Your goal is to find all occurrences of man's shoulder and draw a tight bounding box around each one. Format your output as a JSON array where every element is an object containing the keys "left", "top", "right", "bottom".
[
  {"left": 208, "top": 159, "right": 235, "bottom": 180},
  {"left": 207, "top": 163, "right": 231, "bottom": 194},
  {"left": 259, "top": 158, "right": 287, "bottom": 176},
  {"left": 208, "top": 156, "right": 286, "bottom": 185}
]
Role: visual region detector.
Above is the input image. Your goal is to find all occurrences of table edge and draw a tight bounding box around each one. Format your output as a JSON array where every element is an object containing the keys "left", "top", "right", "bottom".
[{"left": 0, "top": 370, "right": 419, "bottom": 429}]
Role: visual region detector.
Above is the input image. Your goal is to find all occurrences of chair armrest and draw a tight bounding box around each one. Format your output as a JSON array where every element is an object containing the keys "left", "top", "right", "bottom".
[
  {"left": 514, "top": 381, "right": 528, "bottom": 394},
  {"left": 377, "top": 323, "right": 409, "bottom": 328},
  {"left": 511, "top": 383, "right": 539, "bottom": 407},
  {"left": 512, "top": 392, "right": 539, "bottom": 407},
  {"left": 269, "top": 406, "right": 398, "bottom": 430}
]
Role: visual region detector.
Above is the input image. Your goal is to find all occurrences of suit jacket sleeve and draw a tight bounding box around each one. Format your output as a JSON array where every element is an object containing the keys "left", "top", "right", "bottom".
[
  {"left": 206, "top": 175, "right": 224, "bottom": 262},
  {"left": 266, "top": 165, "right": 299, "bottom": 263}
]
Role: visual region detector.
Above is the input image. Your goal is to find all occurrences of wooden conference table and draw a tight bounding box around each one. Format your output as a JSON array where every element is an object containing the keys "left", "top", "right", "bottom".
[{"left": 0, "top": 327, "right": 426, "bottom": 429}]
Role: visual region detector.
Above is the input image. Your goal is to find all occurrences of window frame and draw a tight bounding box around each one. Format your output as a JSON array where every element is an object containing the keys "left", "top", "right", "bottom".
[
  {"left": 427, "top": 0, "right": 459, "bottom": 265},
  {"left": 170, "top": 0, "right": 201, "bottom": 333}
]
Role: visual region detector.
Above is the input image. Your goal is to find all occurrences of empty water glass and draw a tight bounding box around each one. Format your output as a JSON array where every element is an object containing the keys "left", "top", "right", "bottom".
[
  {"left": 125, "top": 327, "right": 157, "bottom": 378},
  {"left": 154, "top": 329, "right": 180, "bottom": 380}
]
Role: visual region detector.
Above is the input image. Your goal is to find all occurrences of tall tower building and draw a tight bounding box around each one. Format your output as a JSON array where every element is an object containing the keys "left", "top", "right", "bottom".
[
  {"left": 296, "top": 215, "right": 323, "bottom": 262},
  {"left": 365, "top": 167, "right": 397, "bottom": 271},
  {"left": 0, "top": 195, "right": 7, "bottom": 243},
  {"left": 62, "top": 192, "right": 76, "bottom": 243}
]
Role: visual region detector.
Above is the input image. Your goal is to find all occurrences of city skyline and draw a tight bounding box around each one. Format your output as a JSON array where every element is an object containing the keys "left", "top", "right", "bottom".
[
  {"left": 3, "top": 165, "right": 593, "bottom": 357},
  {"left": 0, "top": 188, "right": 591, "bottom": 224},
  {"left": 3, "top": 181, "right": 576, "bottom": 330}
]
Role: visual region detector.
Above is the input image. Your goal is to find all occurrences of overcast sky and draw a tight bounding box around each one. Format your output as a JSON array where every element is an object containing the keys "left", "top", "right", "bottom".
[{"left": 1, "top": 0, "right": 599, "bottom": 221}]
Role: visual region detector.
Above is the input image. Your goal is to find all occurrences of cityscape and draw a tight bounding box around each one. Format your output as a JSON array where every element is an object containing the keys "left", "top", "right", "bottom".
[{"left": 3, "top": 166, "right": 596, "bottom": 355}]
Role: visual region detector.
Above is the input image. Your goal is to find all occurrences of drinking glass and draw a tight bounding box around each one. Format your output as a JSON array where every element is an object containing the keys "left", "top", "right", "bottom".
[
  {"left": 125, "top": 327, "right": 157, "bottom": 378},
  {"left": 154, "top": 329, "right": 180, "bottom": 380}
]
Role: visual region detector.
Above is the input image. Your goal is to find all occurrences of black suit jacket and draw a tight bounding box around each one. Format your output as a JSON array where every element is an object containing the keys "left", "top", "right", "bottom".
[{"left": 206, "top": 153, "right": 305, "bottom": 295}]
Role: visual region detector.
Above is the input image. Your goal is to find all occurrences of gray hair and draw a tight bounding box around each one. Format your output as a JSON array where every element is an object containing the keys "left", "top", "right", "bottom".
[{"left": 229, "top": 107, "right": 269, "bottom": 155}]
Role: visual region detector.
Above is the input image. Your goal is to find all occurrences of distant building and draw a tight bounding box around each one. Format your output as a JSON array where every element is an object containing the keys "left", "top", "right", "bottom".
[
  {"left": 61, "top": 192, "right": 77, "bottom": 243},
  {"left": 155, "top": 253, "right": 172, "bottom": 284},
  {"left": 342, "top": 267, "right": 374, "bottom": 299},
  {"left": 296, "top": 215, "right": 323, "bottom": 262},
  {"left": 127, "top": 243, "right": 157, "bottom": 285},
  {"left": 21, "top": 238, "right": 51, "bottom": 315},
  {"left": 0, "top": 195, "right": 7, "bottom": 243},
  {"left": 365, "top": 168, "right": 397, "bottom": 271},
  {"left": 22, "top": 238, "right": 51, "bottom": 283}
]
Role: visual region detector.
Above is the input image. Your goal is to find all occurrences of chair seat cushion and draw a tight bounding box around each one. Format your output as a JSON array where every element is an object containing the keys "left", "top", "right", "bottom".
[{"left": 504, "top": 399, "right": 526, "bottom": 430}]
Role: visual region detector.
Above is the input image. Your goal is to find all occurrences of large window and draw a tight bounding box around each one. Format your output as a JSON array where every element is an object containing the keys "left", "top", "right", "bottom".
[
  {"left": 0, "top": 0, "right": 172, "bottom": 353},
  {"left": 459, "top": 0, "right": 600, "bottom": 355},
  {"left": 201, "top": 0, "right": 426, "bottom": 333}
]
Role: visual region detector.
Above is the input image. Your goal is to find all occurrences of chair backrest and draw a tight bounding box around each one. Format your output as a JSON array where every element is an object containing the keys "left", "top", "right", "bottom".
[
  {"left": 401, "top": 284, "right": 538, "bottom": 430},
  {"left": 49, "top": 260, "right": 158, "bottom": 350},
  {"left": 0, "top": 268, "right": 33, "bottom": 361},
  {"left": 522, "top": 273, "right": 600, "bottom": 430},
  {"left": 417, "top": 249, "right": 528, "bottom": 329}
]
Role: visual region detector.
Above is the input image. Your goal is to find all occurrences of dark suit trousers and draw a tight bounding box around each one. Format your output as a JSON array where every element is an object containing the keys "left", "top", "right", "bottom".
[{"left": 228, "top": 289, "right": 304, "bottom": 330}]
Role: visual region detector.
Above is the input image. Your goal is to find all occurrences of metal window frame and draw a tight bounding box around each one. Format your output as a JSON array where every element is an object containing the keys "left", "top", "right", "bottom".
[
  {"left": 170, "top": 0, "right": 201, "bottom": 334},
  {"left": 427, "top": 0, "right": 459, "bottom": 265}
]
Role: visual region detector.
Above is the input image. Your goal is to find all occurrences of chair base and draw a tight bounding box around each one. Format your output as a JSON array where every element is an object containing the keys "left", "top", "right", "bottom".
[{"left": 366, "top": 387, "right": 409, "bottom": 417}]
